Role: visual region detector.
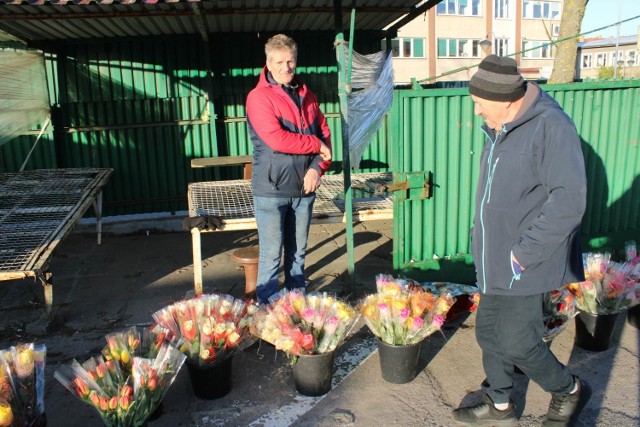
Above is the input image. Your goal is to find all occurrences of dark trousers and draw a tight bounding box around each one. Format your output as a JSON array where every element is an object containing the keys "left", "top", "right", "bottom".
[{"left": 476, "top": 293, "right": 575, "bottom": 405}]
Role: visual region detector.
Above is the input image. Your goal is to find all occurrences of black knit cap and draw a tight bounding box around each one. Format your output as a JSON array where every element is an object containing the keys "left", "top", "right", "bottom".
[{"left": 469, "top": 54, "right": 526, "bottom": 102}]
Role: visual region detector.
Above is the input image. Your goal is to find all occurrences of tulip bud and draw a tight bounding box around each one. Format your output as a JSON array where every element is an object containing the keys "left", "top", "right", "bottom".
[
  {"left": 109, "top": 396, "right": 118, "bottom": 410},
  {"left": 148, "top": 377, "right": 158, "bottom": 391},
  {"left": 121, "top": 350, "right": 130, "bottom": 365},
  {"left": 73, "top": 378, "right": 90, "bottom": 398},
  {"left": 120, "top": 385, "right": 133, "bottom": 397},
  {"left": 96, "top": 364, "right": 107, "bottom": 379},
  {"left": 100, "top": 397, "right": 109, "bottom": 411},
  {"left": 119, "top": 395, "right": 132, "bottom": 410},
  {"left": 89, "top": 391, "right": 100, "bottom": 407}
]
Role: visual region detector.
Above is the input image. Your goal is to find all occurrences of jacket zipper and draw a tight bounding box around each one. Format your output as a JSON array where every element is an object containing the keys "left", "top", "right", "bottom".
[{"left": 479, "top": 127, "right": 505, "bottom": 293}]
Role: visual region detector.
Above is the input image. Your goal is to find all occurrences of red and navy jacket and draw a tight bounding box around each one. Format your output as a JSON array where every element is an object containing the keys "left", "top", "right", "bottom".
[{"left": 246, "top": 66, "right": 332, "bottom": 198}]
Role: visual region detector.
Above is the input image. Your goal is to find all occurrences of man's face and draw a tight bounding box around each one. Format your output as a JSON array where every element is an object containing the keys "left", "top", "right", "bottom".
[
  {"left": 266, "top": 49, "right": 296, "bottom": 85},
  {"left": 471, "top": 95, "right": 509, "bottom": 132}
]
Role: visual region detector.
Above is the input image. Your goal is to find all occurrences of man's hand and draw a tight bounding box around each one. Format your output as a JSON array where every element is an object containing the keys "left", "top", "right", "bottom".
[
  {"left": 303, "top": 168, "right": 322, "bottom": 194},
  {"left": 319, "top": 141, "right": 332, "bottom": 161}
]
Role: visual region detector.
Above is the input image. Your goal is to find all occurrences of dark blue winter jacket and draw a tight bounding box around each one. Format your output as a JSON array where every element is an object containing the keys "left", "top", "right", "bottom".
[{"left": 471, "top": 83, "right": 587, "bottom": 295}]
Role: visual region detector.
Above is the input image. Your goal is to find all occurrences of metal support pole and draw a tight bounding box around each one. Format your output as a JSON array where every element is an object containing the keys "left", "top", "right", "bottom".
[{"left": 334, "top": 1, "right": 357, "bottom": 296}]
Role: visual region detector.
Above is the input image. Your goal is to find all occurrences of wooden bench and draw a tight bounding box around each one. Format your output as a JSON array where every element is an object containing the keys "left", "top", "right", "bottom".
[{"left": 190, "top": 155, "right": 253, "bottom": 179}]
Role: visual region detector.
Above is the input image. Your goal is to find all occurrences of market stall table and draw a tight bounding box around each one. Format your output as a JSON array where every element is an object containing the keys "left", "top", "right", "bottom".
[
  {"left": 0, "top": 168, "right": 113, "bottom": 319},
  {"left": 187, "top": 172, "right": 393, "bottom": 295}
]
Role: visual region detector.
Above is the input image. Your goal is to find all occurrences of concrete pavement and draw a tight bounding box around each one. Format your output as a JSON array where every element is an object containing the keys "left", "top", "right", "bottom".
[{"left": 0, "top": 217, "right": 638, "bottom": 427}]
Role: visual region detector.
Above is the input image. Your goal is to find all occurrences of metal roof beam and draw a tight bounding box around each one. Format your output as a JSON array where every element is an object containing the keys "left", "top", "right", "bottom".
[
  {"left": 0, "top": 6, "right": 409, "bottom": 21},
  {"left": 190, "top": 2, "right": 208, "bottom": 42},
  {"left": 383, "top": 0, "right": 443, "bottom": 39}
]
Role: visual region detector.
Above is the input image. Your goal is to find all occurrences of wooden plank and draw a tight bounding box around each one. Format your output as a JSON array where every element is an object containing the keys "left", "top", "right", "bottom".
[{"left": 191, "top": 155, "right": 253, "bottom": 168}]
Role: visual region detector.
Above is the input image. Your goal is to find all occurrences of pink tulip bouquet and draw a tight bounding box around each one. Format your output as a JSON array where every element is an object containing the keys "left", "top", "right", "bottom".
[
  {"left": 565, "top": 251, "right": 640, "bottom": 315},
  {"left": 250, "top": 289, "right": 359, "bottom": 359},
  {"left": 151, "top": 293, "right": 258, "bottom": 367},
  {"left": 358, "top": 274, "right": 456, "bottom": 346}
]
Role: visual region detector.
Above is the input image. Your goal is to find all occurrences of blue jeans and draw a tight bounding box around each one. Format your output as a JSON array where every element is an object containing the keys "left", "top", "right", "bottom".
[
  {"left": 253, "top": 194, "right": 315, "bottom": 303},
  {"left": 476, "top": 293, "right": 575, "bottom": 405}
]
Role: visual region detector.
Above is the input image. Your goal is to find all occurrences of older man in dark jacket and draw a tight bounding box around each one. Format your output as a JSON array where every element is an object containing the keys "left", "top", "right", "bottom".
[{"left": 452, "top": 55, "right": 589, "bottom": 427}]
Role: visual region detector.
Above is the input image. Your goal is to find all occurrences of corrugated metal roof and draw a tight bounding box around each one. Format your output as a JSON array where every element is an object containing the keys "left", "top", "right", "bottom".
[
  {"left": 0, "top": 0, "right": 440, "bottom": 42},
  {"left": 578, "top": 35, "right": 638, "bottom": 48}
]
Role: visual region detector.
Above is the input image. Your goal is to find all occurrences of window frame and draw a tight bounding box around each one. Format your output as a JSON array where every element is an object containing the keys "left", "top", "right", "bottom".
[
  {"left": 382, "top": 37, "right": 426, "bottom": 59},
  {"left": 521, "top": 39, "right": 554, "bottom": 59},
  {"left": 437, "top": 38, "right": 484, "bottom": 58},
  {"left": 437, "top": 0, "right": 482, "bottom": 16},
  {"left": 522, "top": 0, "right": 562, "bottom": 20},
  {"left": 495, "top": 0, "right": 509, "bottom": 19}
]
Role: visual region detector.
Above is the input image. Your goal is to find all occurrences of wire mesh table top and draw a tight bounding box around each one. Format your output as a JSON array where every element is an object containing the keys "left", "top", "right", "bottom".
[
  {"left": 0, "top": 168, "right": 113, "bottom": 276},
  {"left": 188, "top": 172, "right": 393, "bottom": 230}
]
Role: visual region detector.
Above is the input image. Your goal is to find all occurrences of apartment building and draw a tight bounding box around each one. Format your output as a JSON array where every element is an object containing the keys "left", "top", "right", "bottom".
[
  {"left": 386, "top": 0, "right": 563, "bottom": 85},
  {"left": 576, "top": 34, "right": 639, "bottom": 79}
]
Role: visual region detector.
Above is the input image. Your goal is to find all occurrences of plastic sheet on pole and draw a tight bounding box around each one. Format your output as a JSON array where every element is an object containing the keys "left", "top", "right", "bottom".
[
  {"left": 0, "top": 49, "right": 50, "bottom": 148},
  {"left": 344, "top": 46, "right": 394, "bottom": 169}
]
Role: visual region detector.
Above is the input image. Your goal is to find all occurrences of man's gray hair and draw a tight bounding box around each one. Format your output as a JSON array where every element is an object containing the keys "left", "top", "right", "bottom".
[{"left": 265, "top": 34, "right": 298, "bottom": 59}]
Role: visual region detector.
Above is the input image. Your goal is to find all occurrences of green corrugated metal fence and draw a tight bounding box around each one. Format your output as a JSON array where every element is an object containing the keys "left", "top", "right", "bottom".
[
  {"left": 1, "top": 32, "right": 389, "bottom": 215},
  {"left": 391, "top": 80, "right": 640, "bottom": 282}
]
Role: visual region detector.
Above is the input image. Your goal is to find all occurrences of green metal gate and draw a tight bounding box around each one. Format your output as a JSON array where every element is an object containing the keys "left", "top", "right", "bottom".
[{"left": 390, "top": 80, "right": 640, "bottom": 283}]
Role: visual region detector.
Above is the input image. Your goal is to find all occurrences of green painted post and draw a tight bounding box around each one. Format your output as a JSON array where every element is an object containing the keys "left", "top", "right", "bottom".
[{"left": 334, "top": 4, "right": 356, "bottom": 296}]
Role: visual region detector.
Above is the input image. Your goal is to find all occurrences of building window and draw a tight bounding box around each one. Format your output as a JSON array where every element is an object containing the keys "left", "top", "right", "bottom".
[
  {"left": 628, "top": 51, "right": 636, "bottom": 66},
  {"left": 581, "top": 54, "right": 592, "bottom": 69},
  {"left": 437, "top": 0, "right": 481, "bottom": 16},
  {"left": 494, "top": 38, "right": 510, "bottom": 56},
  {"left": 522, "top": 40, "right": 553, "bottom": 58},
  {"left": 611, "top": 50, "right": 625, "bottom": 65},
  {"left": 438, "top": 38, "right": 483, "bottom": 58},
  {"left": 495, "top": 0, "right": 509, "bottom": 18},
  {"left": 595, "top": 53, "right": 607, "bottom": 67},
  {"left": 382, "top": 38, "right": 426, "bottom": 58},
  {"left": 523, "top": 1, "right": 561, "bottom": 20}
]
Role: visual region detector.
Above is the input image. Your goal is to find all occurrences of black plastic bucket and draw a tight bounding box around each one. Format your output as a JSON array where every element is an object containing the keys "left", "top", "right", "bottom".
[
  {"left": 186, "top": 357, "right": 233, "bottom": 399},
  {"left": 377, "top": 339, "right": 422, "bottom": 384},
  {"left": 574, "top": 311, "right": 619, "bottom": 352},
  {"left": 292, "top": 351, "right": 336, "bottom": 396}
]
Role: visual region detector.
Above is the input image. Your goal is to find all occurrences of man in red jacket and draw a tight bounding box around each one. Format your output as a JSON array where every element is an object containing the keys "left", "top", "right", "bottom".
[{"left": 246, "top": 34, "right": 332, "bottom": 304}]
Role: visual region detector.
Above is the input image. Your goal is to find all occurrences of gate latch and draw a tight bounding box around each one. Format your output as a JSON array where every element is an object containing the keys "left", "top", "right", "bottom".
[{"left": 374, "top": 171, "right": 431, "bottom": 201}]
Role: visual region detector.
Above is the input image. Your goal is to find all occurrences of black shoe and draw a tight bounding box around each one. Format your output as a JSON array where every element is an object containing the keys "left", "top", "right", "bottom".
[
  {"left": 542, "top": 376, "right": 591, "bottom": 426},
  {"left": 452, "top": 394, "right": 517, "bottom": 426}
]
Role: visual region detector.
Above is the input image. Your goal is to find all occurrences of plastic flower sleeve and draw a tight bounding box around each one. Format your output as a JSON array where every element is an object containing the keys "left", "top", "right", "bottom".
[
  {"left": 33, "top": 344, "right": 46, "bottom": 420},
  {"left": 131, "top": 344, "right": 185, "bottom": 426},
  {"left": 9, "top": 343, "right": 37, "bottom": 424},
  {"left": 252, "top": 291, "right": 358, "bottom": 357},
  {"left": 81, "top": 356, "right": 120, "bottom": 397},
  {"left": 0, "top": 356, "right": 21, "bottom": 427}
]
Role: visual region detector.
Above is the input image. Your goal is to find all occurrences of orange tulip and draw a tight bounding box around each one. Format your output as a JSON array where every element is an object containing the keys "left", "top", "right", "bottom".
[
  {"left": 73, "top": 377, "right": 90, "bottom": 398},
  {"left": 108, "top": 396, "right": 118, "bottom": 410}
]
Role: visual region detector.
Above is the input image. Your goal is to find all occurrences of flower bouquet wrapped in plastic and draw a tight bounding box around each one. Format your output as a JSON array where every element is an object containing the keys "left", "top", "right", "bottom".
[
  {"left": 250, "top": 289, "right": 359, "bottom": 359},
  {"left": 358, "top": 274, "right": 456, "bottom": 345},
  {"left": 543, "top": 287, "right": 578, "bottom": 341},
  {"left": 0, "top": 343, "right": 47, "bottom": 427},
  {"left": 565, "top": 251, "right": 640, "bottom": 315},
  {"left": 151, "top": 293, "right": 258, "bottom": 367},
  {"left": 422, "top": 282, "right": 480, "bottom": 321},
  {"left": 55, "top": 342, "right": 185, "bottom": 427}
]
